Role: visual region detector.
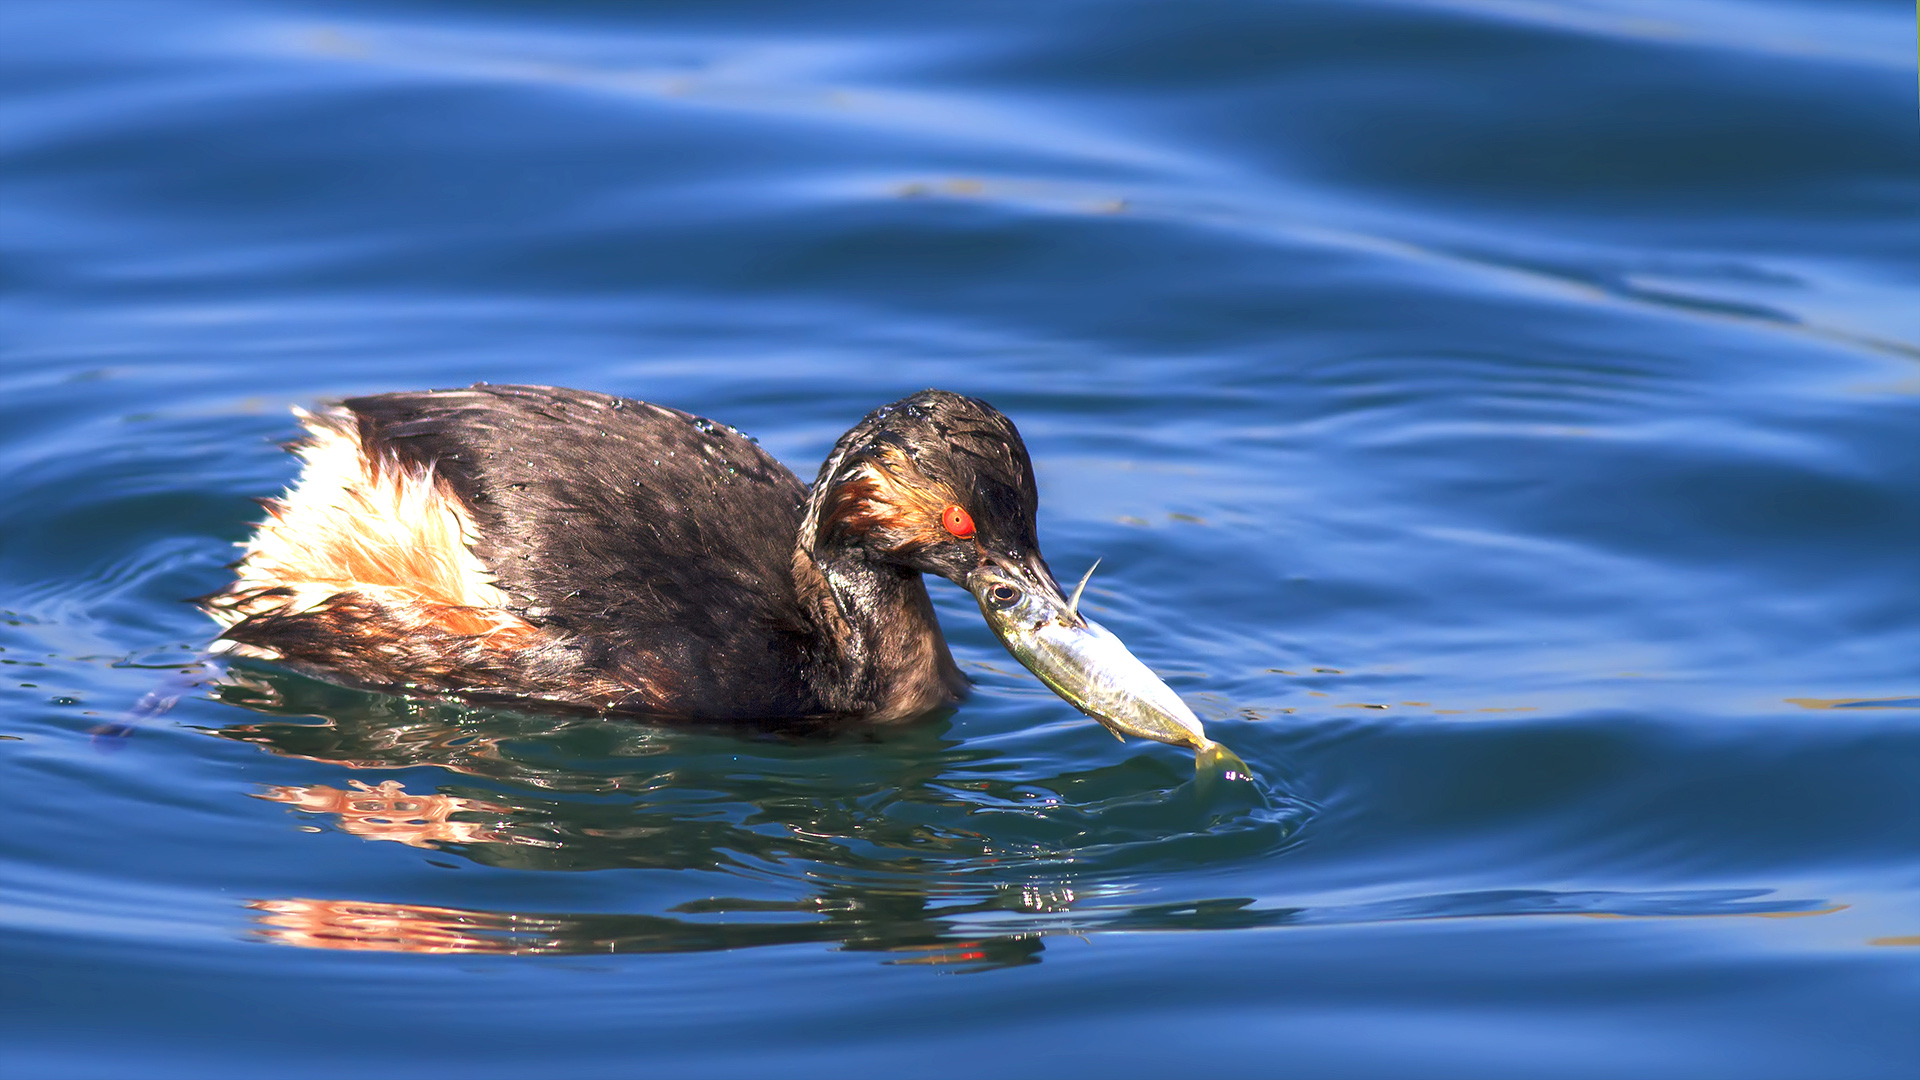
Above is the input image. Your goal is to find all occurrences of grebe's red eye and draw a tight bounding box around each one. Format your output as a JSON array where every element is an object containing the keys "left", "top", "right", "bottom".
[{"left": 942, "top": 504, "right": 975, "bottom": 538}]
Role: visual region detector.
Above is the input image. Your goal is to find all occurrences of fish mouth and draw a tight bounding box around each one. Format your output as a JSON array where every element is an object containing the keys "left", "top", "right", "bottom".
[{"left": 965, "top": 560, "right": 1210, "bottom": 752}]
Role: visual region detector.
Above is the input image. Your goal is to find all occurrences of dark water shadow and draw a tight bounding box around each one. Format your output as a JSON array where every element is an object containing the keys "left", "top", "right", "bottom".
[{"left": 203, "top": 666, "right": 1308, "bottom": 969}]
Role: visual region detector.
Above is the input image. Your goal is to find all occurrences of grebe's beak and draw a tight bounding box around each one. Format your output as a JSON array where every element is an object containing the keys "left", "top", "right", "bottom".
[{"left": 965, "top": 561, "right": 1250, "bottom": 780}]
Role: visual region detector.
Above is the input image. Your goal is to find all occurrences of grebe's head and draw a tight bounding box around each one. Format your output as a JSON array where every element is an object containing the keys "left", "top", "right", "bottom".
[
  {"left": 808, "top": 389, "right": 1042, "bottom": 585},
  {"left": 806, "top": 390, "right": 1221, "bottom": 760}
]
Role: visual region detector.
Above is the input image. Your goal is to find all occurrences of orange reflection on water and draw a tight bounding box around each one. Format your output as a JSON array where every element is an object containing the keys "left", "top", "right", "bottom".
[
  {"left": 252, "top": 897, "right": 553, "bottom": 954},
  {"left": 883, "top": 939, "right": 1000, "bottom": 966},
  {"left": 255, "top": 779, "right": 509, "bottom": 848}
]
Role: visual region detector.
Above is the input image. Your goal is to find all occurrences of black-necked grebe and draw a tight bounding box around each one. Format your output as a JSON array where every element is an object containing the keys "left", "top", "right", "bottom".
[{"left": 203, "top": 384, "right": 1241, "bottom": 769}]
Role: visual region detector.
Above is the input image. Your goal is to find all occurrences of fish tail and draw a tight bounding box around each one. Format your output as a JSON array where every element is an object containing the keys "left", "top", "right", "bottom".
[{"left": 1196, "top": 739, "right": 1253, "bottom": 782}]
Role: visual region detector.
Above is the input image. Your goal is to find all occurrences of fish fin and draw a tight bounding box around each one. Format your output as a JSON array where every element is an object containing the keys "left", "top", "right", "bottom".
[{"left": 1067, "top": 558, "right": 1101, "bottom": 617}]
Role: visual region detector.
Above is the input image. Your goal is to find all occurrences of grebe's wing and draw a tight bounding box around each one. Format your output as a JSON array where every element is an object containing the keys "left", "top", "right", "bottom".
[{"left": 208, "top": 385, "right": 821, "bottom": 717}]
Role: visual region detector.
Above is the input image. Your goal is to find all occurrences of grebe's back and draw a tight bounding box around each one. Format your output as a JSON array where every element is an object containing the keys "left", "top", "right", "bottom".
[{"left": 206, "top": 385, "right": 856, "bottom": 718}]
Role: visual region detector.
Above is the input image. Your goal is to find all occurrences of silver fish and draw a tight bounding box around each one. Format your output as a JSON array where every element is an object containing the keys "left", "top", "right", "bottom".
[{"left": 968, "top": 562, "right": 1251, "bottom": 780}]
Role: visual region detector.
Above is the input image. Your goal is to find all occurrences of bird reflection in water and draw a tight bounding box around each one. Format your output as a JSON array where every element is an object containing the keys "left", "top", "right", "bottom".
[
  {"left": 207, "top": 669, "right": 1833, "bottom": 966},
  {"left": 254, "top": 780, "right": 510, "bottom": 848},
  {"left": 212, "top": 666, "right": 1298, "bottom": 971},
  {"left": 249, "top": 895, "right": 1049, "bottom": 969}
]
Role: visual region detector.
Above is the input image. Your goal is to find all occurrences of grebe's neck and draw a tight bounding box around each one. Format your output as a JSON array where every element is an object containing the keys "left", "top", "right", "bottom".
[{"left": 792, "top": 489, "right": 965, "bottom": 721}]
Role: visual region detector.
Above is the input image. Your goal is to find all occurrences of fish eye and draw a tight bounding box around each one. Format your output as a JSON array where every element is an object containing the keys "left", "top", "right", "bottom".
[{"left": 987, "top": 583, "right": 1023, "bottom": 608}]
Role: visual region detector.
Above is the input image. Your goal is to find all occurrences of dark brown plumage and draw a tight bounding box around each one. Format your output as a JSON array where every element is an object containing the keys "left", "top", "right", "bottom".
[{"left": 203, "top": 384, "right": 1057, "bottom": 724}]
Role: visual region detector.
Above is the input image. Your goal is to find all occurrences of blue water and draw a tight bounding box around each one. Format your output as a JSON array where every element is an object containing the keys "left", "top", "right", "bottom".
[{"left": 3, "top": 1, "right": 1918, "bottom": 1076}]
